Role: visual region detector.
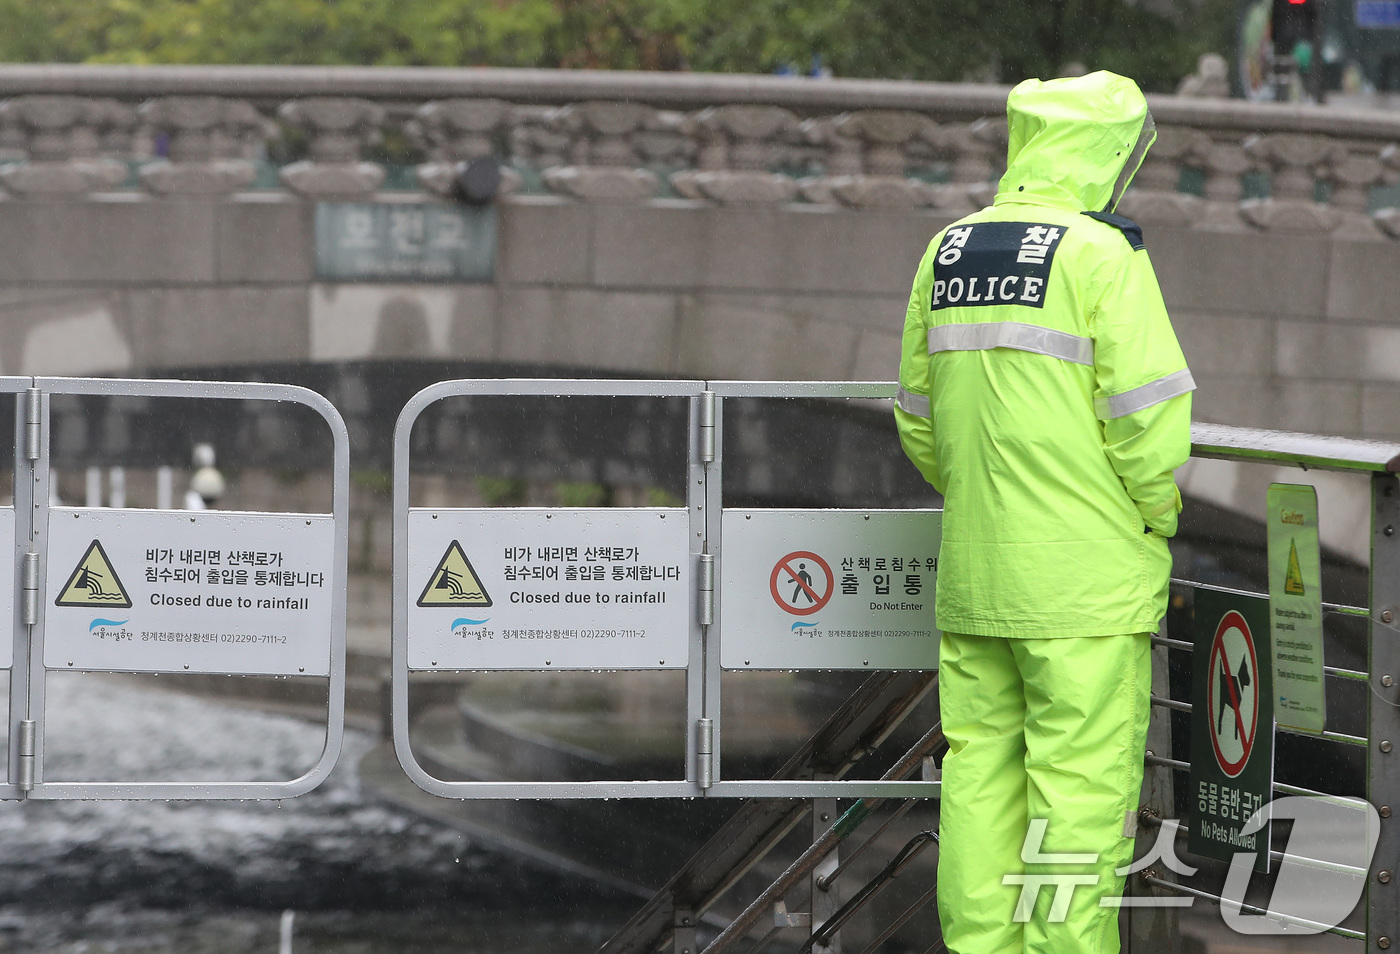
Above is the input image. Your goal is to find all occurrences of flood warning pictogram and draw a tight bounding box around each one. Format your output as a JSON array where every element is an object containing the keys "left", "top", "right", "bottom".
[
  {"left": 417, "top": 541, "right": 493, "bottom": 608},
  {"left": 55, "top": 540, "right": 132, "bottom": 609}
]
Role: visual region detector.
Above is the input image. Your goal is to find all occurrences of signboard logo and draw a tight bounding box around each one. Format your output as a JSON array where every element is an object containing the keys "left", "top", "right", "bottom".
[
  {"left": 417, "top": 541, "right": 493, "bottom": 608},
  {"left": 769, "top": 551, "right": 834, "bottom": 617},
  {"left": 55, "top": 540, "right": 132, "bottom": 609},
  {"left": 1207, "top": 610, "right": 1260, "bottom": 778}
]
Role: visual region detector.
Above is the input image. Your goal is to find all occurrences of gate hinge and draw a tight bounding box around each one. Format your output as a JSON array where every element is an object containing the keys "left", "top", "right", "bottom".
[
  {"left": 23, "top": 387, "right": 40, "bottom": 461},
  {"left": 696, "top": 718, "right": 713, "bottom": 790},
  {"left": 699, "top": 390, "right": 716, "bottom": 464},
  {"left": 17, "top": 719, "right": 34, "bottom": 791},
  {"left": 698, "top": 552, "right": 714, "bottom": 626},
  {"left": 21, "top": 551, "right": 38, "bottom": 626}
]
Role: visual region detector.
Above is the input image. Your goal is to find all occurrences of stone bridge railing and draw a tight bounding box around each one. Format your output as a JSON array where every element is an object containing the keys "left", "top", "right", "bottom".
[{"left": 2, "top": 65, "right": 1400, "bottom": 238}]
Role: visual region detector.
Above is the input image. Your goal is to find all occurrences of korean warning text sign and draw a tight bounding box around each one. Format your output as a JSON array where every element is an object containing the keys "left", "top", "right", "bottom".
[
  {"left": 721, "top": 510, "right": 941, "bottom": 670},
  {"left": 44, "top": 508, "right": 336, "bottom": 676},
  {"left": 406, "top": 508, "right": 690, "bottom": 671}
]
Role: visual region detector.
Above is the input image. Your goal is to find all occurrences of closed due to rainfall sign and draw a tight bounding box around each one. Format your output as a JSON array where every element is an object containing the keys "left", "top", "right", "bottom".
[
  {"left": 406, "top": 508, "right": 692, "bottom": 671},
  {"left": 43, "top": 509, "right": 336, "bottom": 677}
]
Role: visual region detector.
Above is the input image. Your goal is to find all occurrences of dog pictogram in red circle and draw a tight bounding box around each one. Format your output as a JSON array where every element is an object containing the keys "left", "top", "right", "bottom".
[{"left": 1207, "top": 610, "right": 1260, "bottom": 778}]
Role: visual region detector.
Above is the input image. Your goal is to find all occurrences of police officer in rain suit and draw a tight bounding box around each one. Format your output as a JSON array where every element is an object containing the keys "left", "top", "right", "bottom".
[{"left": 895, "top": 72, "right": 1194, "bottom": 954}]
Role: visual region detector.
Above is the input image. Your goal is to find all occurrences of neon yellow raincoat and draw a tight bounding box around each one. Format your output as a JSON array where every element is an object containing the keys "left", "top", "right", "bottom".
[{"left": 895, "top": 72, "right": 1193, "bottom": 954}]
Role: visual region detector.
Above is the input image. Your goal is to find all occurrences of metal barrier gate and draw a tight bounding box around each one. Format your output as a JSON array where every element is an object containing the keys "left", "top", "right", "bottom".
[
  {"left": 391, "top": 379, "right": 939, "bottom": 799},
  {"left": 588, "top": 420, "right": 1400, "bottom": 954},
  {"left": 5, "top": 377, "right": 349, "bottom": 800}
]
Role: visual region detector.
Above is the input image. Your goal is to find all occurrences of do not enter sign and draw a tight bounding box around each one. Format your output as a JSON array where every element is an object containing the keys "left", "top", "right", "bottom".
[{"left": 769, "top": 551, "right": 834, "bottom": 616}]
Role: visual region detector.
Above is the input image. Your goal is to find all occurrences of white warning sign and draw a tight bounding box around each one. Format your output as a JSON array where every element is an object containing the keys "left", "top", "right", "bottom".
[
  {"left": 407, "top": 508, "right": 691, "bottom": 671},
  {"left": 44, "top": 508, "right": 336, "bottom": 676},
  {"left": 721, "top": 510, "right": 941, "bottom": 670}
]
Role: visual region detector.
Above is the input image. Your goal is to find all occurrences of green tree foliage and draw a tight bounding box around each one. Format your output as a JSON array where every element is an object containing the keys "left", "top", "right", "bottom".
[{"left": 0, "top": 0, "right": 1235, "bottom": 92}]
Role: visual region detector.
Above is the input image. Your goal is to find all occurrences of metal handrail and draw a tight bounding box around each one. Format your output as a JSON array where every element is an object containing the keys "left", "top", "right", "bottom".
[
  {"left": 1144, "top": 753, "right": 1364, "bottom": 807},
  {"left": 1191, "top": 422, "right": 1400, "bottom": 474},
  {"left": 797, "top": 830, "right": 937, "bottom": 954},
  {"left": 1148, "top": 696, "right": 1369, "bottom": 747},
  {"left": 815, "top": 798, "right": 920, "bottom": 892},
  {"left": 699, "top": 723, "right": 946, "bottom": 954},
  {"left": 1141, "top": 875, "right": 1366, "bottom": 940},
  {"left": 853, "top": 882, "right": 940, "bottom": 954}
]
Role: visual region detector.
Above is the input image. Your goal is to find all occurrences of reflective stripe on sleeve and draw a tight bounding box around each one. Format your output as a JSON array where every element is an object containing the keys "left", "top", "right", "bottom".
[
  {"left": 1095, "top": 368, "right": 1196, "bottom": 420},
  {"left": 927, "top": 322, "right": 1095, "bottom": 367},
  {"left": 895, "top": 386, "right": 930, "bottom": 418}
]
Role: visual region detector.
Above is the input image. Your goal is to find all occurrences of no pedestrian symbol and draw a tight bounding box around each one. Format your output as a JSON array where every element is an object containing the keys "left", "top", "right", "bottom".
[
  {"left": 769, "top": 551, "right": 833, "bottom": 617},
  {"left": 1207, "top": 610, "right": 1260, "bottom": 778}
]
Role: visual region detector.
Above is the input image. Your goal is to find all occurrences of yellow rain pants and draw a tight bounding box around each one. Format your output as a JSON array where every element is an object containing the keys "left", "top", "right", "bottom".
[{"left": 936, "top": 630, "right": 1151, "bottom": 954}]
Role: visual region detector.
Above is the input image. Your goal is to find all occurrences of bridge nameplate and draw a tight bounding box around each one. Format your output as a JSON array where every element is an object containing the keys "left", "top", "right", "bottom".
[
  {"left": 43, "top": 508, "right": 335, "bottom": 676},
  {"left": 314, "top": 202, "right": 496, "bottom": 282},
  {"left": 406, "top": 508, "right": 690, "bottom": 671},
  {"left": 720, "top": 509, "right": 941, "bottom": 670}
]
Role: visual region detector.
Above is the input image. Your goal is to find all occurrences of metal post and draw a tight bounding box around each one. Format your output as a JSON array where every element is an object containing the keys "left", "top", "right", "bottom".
[
  {"left": 1126, "top": 625, "right": 1181, "bottom": 954},
  {"left": 1369, "top": 471, "right": 1400, "bottom": 951},
  {"left": 702, "top": 390, "right": 724, "bottom": 790},
  {"left": 156, "top": 466, "right": 173, "bottom": 511},
  {"left": 811, "top": 795, "right": 842, "bottom": 954},
  {"left": 108, "top": 466, "right": 125, "bottom": 509},
  {"left": 84, "top": 466, "right": 101, "bottom": 507},
  {"left": 25, "top": 388, "right": 49, "bottom": 793},
  {"left": 6, "top": 389, "right": 31, "bottom": 798}
]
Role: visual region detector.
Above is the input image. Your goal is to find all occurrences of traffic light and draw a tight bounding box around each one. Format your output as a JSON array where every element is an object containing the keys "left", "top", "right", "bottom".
[{"left": 1272, "top": 0, "right": 1318, "bottom": 61}]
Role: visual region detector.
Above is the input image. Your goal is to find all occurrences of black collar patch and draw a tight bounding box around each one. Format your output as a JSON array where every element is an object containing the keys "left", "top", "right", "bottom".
[{"left": 1082, "top": 211, "right": 1145, "bottom": 251}]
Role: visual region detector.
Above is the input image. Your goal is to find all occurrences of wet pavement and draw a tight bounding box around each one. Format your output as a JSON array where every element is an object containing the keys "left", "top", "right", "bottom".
[{"left": 0, "top": 675, "right": 634, "bottom": 952}]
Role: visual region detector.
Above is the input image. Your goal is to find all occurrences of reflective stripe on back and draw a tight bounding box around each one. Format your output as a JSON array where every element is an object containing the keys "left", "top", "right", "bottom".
[
  {"left": 927, "top": 322, "right": 1094, "bottom": 367},
  {"left": 895, "top": 387, "right": 930, "bottom": 418},
  {"left": 1095, "top": 368, "right": 1196, "bottom": 419}
]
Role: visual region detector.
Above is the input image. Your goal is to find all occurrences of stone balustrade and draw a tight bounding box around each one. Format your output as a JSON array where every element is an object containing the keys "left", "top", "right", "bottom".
[{"left": 0, "top": 65, "right": 1398, "bottom": 237}]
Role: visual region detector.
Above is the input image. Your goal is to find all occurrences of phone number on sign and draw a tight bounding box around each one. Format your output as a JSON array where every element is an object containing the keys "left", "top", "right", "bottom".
[{"left": 495, "top": 629, "right": 648, "bottom": 640}]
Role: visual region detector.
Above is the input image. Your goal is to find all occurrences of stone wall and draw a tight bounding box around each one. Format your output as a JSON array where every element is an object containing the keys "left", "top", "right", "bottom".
[
  {"left": 2, "top": 188, "right": 1396, "bottom": 446},
  {"left": 0, "top": 64, "right": 1396, "bottom": 563}
]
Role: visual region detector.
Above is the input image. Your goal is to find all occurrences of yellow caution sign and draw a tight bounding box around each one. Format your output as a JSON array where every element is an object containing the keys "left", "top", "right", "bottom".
[
  {"left": 55, "top": 540, "right": 132, "bottom": 608},
  {"left": 417, "top": 541, "right": 493, "bottom": 608},
  {"left": 1284, "top": 538, "right": 1306, "bottom": 596}
]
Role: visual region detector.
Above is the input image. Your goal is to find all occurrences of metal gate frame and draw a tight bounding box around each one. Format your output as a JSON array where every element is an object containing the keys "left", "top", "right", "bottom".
[
  {"left": 391, "top": 378, "right": 940, "bottom": 799},
  {"left": 701, "top": 380, "right": 939, "bottom": 800},
  {"left": 0, "top": 376, "right": 36, "bottom": 800},
  {"left": 392, "top": 379, "right": 707, "bottom": 799},
  {"left": 7, "top": 377, "right": 350, "bottom": 801}
]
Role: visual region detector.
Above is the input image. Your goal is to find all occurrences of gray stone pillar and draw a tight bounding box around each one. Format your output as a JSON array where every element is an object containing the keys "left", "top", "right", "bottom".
[
  {"left": 0, "top": 96, "right": 133, "bottom": 196},
  {"left": 137, "top": 96, "right": 261, "bottom": 196},
  {"left": 540, "top": 101, "right": 660, "bottom": 201},
  {"left": 411, "top": 98, "right": 521, "bottom": 197},
  {"left": 671, "top": 105, "right": 800, "bottom": 205},
  {"left": 277, "top": 97, "right": 386, "bottom": 199},
  {"left": 1241, "top": 133, "right": 1341, "bottom": 232}
]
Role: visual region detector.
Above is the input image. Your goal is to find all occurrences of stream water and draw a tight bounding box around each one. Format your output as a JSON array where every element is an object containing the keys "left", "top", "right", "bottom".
[{"left": 0, "top": 675, "right": 634, "bottom": 952}]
